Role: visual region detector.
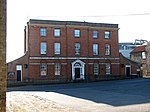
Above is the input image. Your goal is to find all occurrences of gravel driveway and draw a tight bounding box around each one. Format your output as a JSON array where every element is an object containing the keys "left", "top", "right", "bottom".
[{"left": 6, "top": 92, "right": 77, "bottom": 112}]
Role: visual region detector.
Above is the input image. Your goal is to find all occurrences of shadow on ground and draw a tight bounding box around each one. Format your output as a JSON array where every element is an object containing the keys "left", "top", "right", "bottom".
[{"left": 7, "top": 78, "right": 150, "bottom": 107}]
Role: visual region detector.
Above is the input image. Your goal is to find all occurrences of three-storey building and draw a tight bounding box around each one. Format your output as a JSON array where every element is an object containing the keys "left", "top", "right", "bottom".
[{"left": 7, "top": 19, "right": 138, "bottom": 84}]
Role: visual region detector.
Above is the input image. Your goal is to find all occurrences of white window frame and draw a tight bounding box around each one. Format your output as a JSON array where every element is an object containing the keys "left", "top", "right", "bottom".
[
  {"left": 105, "top": 31, "right": 110, "bottom": 39},
  {"left": 94, "top": 63, "right": 99, "bottom": 75},
  {"left": 75, "top": 43, "right": 80, "bottom": 55},
  {"left": 40, "top": 28, "right": 46, "bottom": 37},
  {"left": 105, "top": 44, "right": 110, "bottom": 55},
  {"left": 16, "top": 65, "right": 22, "bottom": 81},
  {"left": 93, "top": 44, "right": 98, "bottom": 55},
  {"left": 106, "top": 63, "right": 111, "bottom": 75},
  {"left": 54, "top": 28, "right": 60, "bottom": 37},
  {"left": 54, "top": 43, "right": 60, "bottom": 55},
  {"left": 93, "top": 31, "right": 98, "bottom": 38},
  {"left": 55, "top": 63, "right": 61, "bottom": 75},
  {"left": 142, "top": 52, "right": 146, "bottom": 59},
  {"left": 40, "top": 42, "right": 47, "bottom": 55},
  {"left": 40, "top": 63, "right": 47, "bottom": 76},
  {"left": 74, "top": 30, "right": 80, "bottom": 37}
]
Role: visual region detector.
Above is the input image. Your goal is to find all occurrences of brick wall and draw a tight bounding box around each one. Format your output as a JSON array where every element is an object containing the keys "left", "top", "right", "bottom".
[
  {"left": 7, "top": 52, "right": 29, "bottom": 82},
  {"left": 0, "top": 0, "right": 6, "bottom": 111},
  {"left": 120, "top": 53, "right": 138, "bottom": 76},
  {"left": 28, "top": 24, "right": 119, "bottom": 58},
  {"left": 26, "top": 23, "right": 120, "bottom": 80},
  {"left": 130, "top": 52, "right": 142, "bottom": 63},
  {"left": 143, "top": 42, "right": 150, "bottom": 76}
]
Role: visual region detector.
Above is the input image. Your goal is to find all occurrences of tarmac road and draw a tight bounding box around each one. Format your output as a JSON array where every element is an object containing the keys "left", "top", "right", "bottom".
[{"left": 7, "top": 78, "right": 150, "bottom": 112}]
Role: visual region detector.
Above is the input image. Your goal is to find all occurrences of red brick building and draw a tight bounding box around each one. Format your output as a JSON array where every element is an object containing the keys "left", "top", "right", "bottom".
[{"left": 7, "top": 19, "right": 138, "bottom": 84}]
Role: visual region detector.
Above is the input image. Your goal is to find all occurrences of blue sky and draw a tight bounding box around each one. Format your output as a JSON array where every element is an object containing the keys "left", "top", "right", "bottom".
[{"left": 7, "top": 0, "right": 150, "bottom": 62}]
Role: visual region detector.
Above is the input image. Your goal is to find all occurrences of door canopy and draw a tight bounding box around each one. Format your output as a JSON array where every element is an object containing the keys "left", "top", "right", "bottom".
[{"left": 72, "top": 59, "right": 85, "bottom": 67}]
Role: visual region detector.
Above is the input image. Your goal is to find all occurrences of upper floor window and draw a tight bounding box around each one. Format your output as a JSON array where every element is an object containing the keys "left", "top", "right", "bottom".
[
  {"left": 94, "top": 63, "right": 99, "bottom": 75},
  {"left": 142, "top": 52, "right": 146, "bottom": 59},
  {"left": 75, "top": 43, "right": 80, "bottom": 55},
  {"left": 40, "top": 28, "right": 46, "bottom": 37},
  {"left": 54, "top": 43, "right": 60, "bottom": 55},
  {"left": 74, "top": 30, "right": 80, "bottom": 37},
  {"left": 105, "top": 44, "right": 110, "bottom": 55},
  {"left": 105, "top": 31, "right": 110, "bottom": 39},
  {"left": 55, "top": 63, "right": 61, "bottom": 75},
  {"left": 93, "top": 44, "right": 98, "bottom": 55},
  {"left": 40, "top": 42, "right": 47, "bottom": 55},
  {"left": 54, "top": 28, "right": 60, "bottom": 37},
  {"left": 106, "top": 63, "right": 111, "bottom": 75},
  {"left": 93, "top": 31, "right": 98, "bottom": 38}
]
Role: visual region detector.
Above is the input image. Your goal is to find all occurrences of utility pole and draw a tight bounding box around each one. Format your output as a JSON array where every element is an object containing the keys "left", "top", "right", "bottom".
[{"left": 0, "top": 0, "right": 7, "bottom": 111}]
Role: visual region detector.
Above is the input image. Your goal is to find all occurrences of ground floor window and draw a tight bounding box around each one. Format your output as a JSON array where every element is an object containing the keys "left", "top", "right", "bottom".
[
  {"left": 40, "top": 63, "right": 47, "bottom": 76},
  {"left": 106, "top": 63, "right": 111, "bottom": 75},
  {"left": 55, "top": 63, "right": 61, "bottom": 75},
  {"left": 93, "top": 63, "right": 99, "bottom": 75}
]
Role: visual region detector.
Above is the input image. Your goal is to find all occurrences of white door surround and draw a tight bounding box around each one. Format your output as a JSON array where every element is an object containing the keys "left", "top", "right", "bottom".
[
  {"left": 16, "top": 65, "right": 22, "bottom": 81},
  {"left": 72, "top": 60, "right": 85, "bottom": 80},
  {"left": 125, "top": 65, "right": 131, "bottom": 77}
]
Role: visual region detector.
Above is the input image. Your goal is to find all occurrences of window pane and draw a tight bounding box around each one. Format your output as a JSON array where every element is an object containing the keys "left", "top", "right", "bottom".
[
  {"left": 74, "top": 30, "right": 80, "bottom": 37},
  {"left": 54, "top": 43, "right": 60, "bottom": 54},
  {"left": 40, "top": 28, "right": 46, "bottom": 36},
  {"left": 93, "top": 44, "right": 98, "bottom": 55},
  {"left": 94, "top": 64, "right": 99, "bottom": 75},
  {"left": 40, "top": 63, "right": 47, "bottom": 76},
  {"left": 75, "top": 43, "right": 80, "bottom": 55},
  {"left": 40, "top": 43, "right": 46, "bottom": 54},
  {"left": 105, "top": 44, "right": 110, "bottom": 55},
  {"left": 142, "top": 52, "right": 146, "bottom": 59},
  {"left": 93, "top": 31, "right": 98, "bottom": 38},
  {"left": 105, "top": 31, "right": 110, "bottom": 39},
  {"left": 54, "top": 29, "right": 60, "bottom": 37},
  {"left": 55, "top": 63, "right": 61, "bottom": 75},
  {"left": 106, "top": 63, "right": 111, "bottom": 74}
]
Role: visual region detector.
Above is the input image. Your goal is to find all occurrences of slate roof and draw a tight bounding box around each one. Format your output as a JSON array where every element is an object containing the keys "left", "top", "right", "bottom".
[{"left": 28, "top": 19, "right": 119, "bottom": 28}]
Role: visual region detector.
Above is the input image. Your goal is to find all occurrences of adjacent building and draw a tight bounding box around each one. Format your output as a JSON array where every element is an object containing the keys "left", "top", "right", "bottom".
[
  {"left": 130, "top": 45, "right": 147, "bottom": 63},
  {"left": 140, "top": 42, "right": 150, "bottom": 77},
  {"left": 130, "top": 45, "right": 147, "bottom": 77},
  {"left": 119, "top": 39, "right": 147, "bottom": 59},
  {"left": 119, "top": 42, "right": 137, "bottom": 59},
  {"left": 7, "top": 19, "right": 138, "bottom": 84}
]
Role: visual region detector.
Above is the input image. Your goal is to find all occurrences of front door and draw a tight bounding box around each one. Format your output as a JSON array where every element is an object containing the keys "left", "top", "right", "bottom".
[
  {"left": 126, "top": 67, "right": 131, "bottom": 77},
  {"left": 75, "top": 68, "right": 80, "bottom": 78},
  {"left": 17, "top": 70, "right": 21, "bottom": 81},
  {"left": 16, "top": 65, "right": 22, "bottom": 82},
  {"left": 72, "top": 60, "right": 85, "bottom": 80}
]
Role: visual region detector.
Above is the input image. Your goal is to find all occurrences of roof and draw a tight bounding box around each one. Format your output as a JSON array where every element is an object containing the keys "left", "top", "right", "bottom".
[
  {"left": 119, "top": 42, "right": 134, "bottom": 45},
  {"left": 119, "top": 50, "right": 132, "bottom": 58},
  {"left": 28, "top": 19, "right": 119, "bottom": 28},
  {"left": 130, "top": 45, "right": 146, "bottom": 54}
]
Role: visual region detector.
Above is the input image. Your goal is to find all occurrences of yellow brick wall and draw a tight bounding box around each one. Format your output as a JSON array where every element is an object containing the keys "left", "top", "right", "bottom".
[{"left": 0, "top": 0, "right": 6, "bottom": 111}]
